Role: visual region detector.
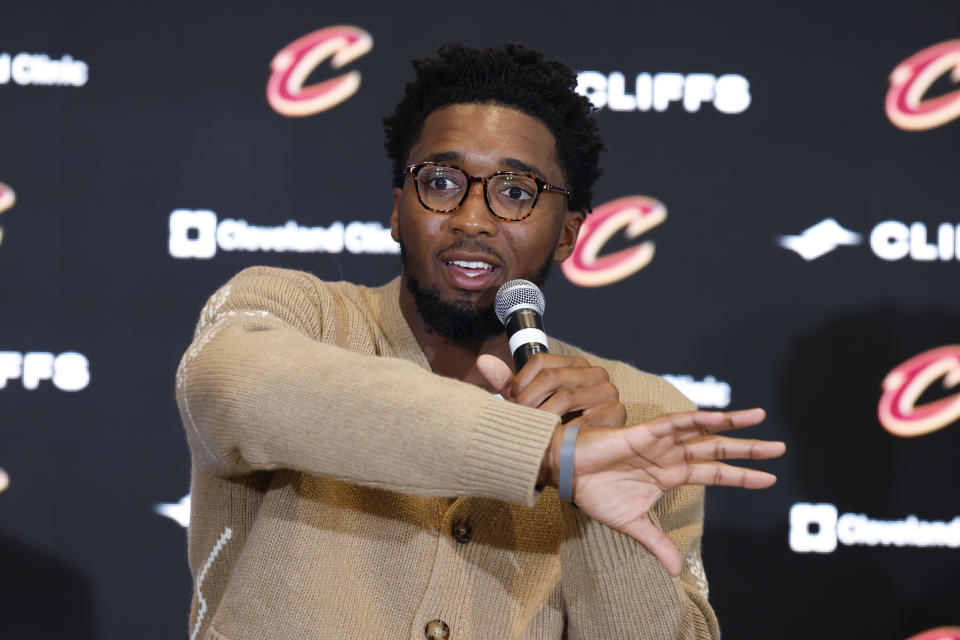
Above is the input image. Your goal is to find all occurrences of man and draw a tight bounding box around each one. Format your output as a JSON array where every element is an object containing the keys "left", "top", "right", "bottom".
[{"left": 176, "top": 44, "right": 784, "bottom": 640}]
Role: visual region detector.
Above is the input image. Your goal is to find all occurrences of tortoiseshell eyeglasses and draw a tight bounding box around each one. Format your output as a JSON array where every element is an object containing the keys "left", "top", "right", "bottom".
[{"left": 405, "top": 162, "right": 572, "bottom": 222}]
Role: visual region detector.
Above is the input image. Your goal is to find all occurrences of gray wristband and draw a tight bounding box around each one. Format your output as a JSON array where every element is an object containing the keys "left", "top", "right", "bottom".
[{"left": 558, "top": 425, "right": 580, "bottom": 502}]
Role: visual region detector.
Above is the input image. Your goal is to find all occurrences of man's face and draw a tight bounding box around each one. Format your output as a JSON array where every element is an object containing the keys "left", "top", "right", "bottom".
[{"left": 391, "top": 102, "right": 582, "bottom": 340}]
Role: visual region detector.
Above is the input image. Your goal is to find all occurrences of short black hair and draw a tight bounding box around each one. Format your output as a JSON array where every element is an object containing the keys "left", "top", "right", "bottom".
[{"left": 384, "top": 43, "right": 604, "bottom": 214}]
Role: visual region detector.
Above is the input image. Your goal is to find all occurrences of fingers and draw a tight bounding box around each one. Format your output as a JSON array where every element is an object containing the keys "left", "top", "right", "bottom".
[
  {"left": 538, "top": 381, "right": 624, "bottom": 423},
  {"left": 645, "top": 408, "right": 767, "bottom": 439},
  {"left": 513, "top": 354, "right": 610, "bottom": 408},
  {"left": 615, "top": 515, "right": 683, "bottom": 577},
  {"left": 477, "top": 353, "right": 627, "bottom": 428},
  {"left": 682, "top": 435, "right": 786, "bottom": 461},
  {"left": 565, "top": 403, "right": 628, "bottom": 428},
  {"left": 512, "top": 353, "right": 591, "bottom": 391},
  {"left": 685, "top": 461, "right": 778, "bottom": 489},
  {"left": 475, "top": 354, "right": 514, "bottom": 397}
]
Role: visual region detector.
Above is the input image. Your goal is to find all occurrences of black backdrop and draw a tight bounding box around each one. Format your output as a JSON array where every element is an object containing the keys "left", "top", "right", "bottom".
[{"left": 1, "top": 1, "right": 959, "bottom": 638}]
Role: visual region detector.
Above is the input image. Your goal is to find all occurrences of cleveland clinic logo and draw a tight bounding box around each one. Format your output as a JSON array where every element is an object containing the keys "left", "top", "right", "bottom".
[
  {"left": 266, "top": 26, "right": 373, "bottom": 116},
  {"left": 778, "top": 218, "right": 960, "bottom": 262},
  {"left": 886, "top": 40, "right": 960, "bottom": 131},
  {"left": 0, "top": 183, "right": 14, "bottom": 247},
  {"left": 576, "top": 70, "right": 750, "bottom": 114},
  {"left": 789, "top": 503, "right": 960, "bottom": 553},
  {"left": 168, "top": 209, "right": 398, "bottom": 258},
  {"left": 0, "top": 51, "right": 88, "bottom": 87}
]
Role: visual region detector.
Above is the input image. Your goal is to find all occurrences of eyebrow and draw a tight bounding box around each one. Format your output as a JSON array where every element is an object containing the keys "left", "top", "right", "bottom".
[
  {"left": 424, "top": 151, "right": 462, "bottom": 164},
  {"left": 421, "top": 151, "right": 549, "bottom": 182},
  {"left": 500, "top": 157, "right": 547, "bottom": 181}
]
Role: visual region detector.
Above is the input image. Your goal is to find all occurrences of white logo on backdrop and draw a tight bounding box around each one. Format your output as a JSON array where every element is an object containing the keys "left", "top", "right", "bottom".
[
  {"left": 789, "top": 502, "right": 960, "bottom": 553},
  {"left": 0, "top": 351, "right": 90, "bottom": 391},
  {"left": 168, "top": 209, "right": 399, "bottom": 259},
  {"left": 777, "top": 218, "right": 862, "bottom": 260},
  {"left": 576, "top": 71, "right": 751, "bottom": 114},
  {"left": 870, "top": 221, "right": 960, "bottom": 261},
  {"left": 0, "top": 52, "right": 88, "bottom": 87},
  {"left": 779, "top": 218, "right": 960, "bottom": 262},
  {"left": 155, "top": 494, "right": 191, "bottom": 528},
  {"left": 660, "top": 374, "right": 731, "bottom": 408}
]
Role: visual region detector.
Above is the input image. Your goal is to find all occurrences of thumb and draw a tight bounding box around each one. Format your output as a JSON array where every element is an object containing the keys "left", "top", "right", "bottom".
[{"left": 476, "top": 354, "right": 514, "bottom": 398}]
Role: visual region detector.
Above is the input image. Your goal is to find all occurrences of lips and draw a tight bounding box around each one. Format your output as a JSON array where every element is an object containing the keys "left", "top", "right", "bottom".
[
  {"left": 446, "top": 259, "right": 495, "bottom": 276},
  {"left": 439, "top": 251, "right": 502, "bottom": 291}
]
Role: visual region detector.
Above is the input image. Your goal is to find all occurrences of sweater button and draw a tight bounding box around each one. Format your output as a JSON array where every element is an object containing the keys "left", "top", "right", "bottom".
[
  {"left": 451, "top": 518, "right": 472, "bottom": 543},
  {"left": 424, "top": 618, "right": 450, "bottom": 639}
]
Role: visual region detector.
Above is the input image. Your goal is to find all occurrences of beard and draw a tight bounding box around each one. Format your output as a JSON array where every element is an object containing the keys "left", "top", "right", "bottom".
[{"left": 400, "top": 241, "right": 554, "bottom": 344}]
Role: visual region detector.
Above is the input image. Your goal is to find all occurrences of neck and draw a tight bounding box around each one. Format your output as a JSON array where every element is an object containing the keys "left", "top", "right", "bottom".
[{"left": 398, "top": 275, "right": 514, "bottom": 389}]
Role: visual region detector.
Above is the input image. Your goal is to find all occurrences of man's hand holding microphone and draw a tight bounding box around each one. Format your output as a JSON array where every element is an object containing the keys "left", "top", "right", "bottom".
[{"left": 477, "top": 280, "right": 786, "bottom": 576}]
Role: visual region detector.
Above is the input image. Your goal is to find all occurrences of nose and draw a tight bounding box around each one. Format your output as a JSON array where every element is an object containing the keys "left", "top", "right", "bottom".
[{"left": 448, "top": 179, "right": 498, "bottom": 236}]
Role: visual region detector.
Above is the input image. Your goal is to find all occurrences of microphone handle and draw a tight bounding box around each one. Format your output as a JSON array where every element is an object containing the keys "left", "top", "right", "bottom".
[
  {"left": 505, "top": 308, "right": 548, "bottom": 370},
  {"left": 513, "top": 342, "right": 548, "bottom": 370}
]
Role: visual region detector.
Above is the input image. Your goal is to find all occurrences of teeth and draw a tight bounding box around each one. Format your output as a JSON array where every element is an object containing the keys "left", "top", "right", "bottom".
[{"left": 448, "top": 260, "right": 493, "bottom": 270}]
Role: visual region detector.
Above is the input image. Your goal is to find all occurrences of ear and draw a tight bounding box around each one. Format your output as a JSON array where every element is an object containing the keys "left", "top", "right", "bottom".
[
  {"left": 390, "top": 187, "right": 402, "bottom": 243},
  {"left": 552, "top": 209, "right": 584, "bottom": 263}
]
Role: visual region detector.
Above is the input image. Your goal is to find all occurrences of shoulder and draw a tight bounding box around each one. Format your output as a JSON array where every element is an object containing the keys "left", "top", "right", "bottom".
[
  {"left": 549, "top": 338, "right": 695, "bottom": 422},
  {"left": 225, "top": 265, "right": 353, "bottom": 298},
  {"left": 222, "top": 266, "right": 390, "bottom": 312},
  {"left": 198, "top": 266, "right": 394, "bottom": 341}
]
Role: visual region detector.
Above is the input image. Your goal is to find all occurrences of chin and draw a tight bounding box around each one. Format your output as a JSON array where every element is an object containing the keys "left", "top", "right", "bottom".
[{"left": 405, "top": 271, "right": 503, "bottom": 343}]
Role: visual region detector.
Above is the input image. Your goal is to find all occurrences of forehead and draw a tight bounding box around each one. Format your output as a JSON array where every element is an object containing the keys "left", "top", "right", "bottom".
[{"left": 408, "top": 103, "right": 562, "bottom": 182}]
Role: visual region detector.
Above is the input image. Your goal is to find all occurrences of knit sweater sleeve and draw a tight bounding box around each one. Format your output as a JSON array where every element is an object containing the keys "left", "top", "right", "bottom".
[
  {"left": 552, "top": 352, "right": 720, "bottom": 639},
  {"left": 174, "top": 266, "right": 560, "bottom": 507}
]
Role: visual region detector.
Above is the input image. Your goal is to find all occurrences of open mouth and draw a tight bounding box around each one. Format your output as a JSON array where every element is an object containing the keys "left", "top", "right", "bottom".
[
  {"left": 444, "top": 259, "right": 496, "bottom": 278},
  {"left": 441, "top": 258, "right": 500, "bottom": 290}
]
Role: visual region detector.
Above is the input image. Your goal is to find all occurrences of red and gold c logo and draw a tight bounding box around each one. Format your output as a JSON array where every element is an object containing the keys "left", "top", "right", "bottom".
[
  {"left": 0, "top": 182, "right": 15, "bottom": 248},
  {"left": 266, "top": 26, "right": 373, "bottom": 117},
  {"left": 886, "top": 39, "right": 960, "bottom": 131},
  {"left": 905, "top": 627, "right": 960, "bottom": 640},
  {"left": 0, "top": 183, "right": 14, "bottom": 215},
  {"left": 878, "top": 345, "right": 960, "bottom": 437},
  {"left": 562, "top": 196, "right": 666, "bottom": 287}
]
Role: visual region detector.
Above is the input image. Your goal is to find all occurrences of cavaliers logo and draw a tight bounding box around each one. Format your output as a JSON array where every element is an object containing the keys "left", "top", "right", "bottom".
[
  {"left": 562, "top": 196, "right": 666, "bottom": 287},
  {"left": 0, "top": 182, "right": 15, "bottom": 248},
  {"left": 878, "top": 345, "right": 960, "bottom": 437},
  {"left": 906, "top": 628, "right": 960, "bottom": 640},
  {"left": 886, "top": 40, "right": 960, "bottom": 131},
  {"left": 266, "top": 26, "right": 373, "bottom": 117}
]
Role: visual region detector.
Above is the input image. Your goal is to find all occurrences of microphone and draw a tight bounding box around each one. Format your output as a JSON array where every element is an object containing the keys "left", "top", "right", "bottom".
[{"left": 495, "top": 279, "right": 548, "bottom": 370}]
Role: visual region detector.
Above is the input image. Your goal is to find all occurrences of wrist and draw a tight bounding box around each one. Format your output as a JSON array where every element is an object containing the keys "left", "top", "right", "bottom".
[
  {"left": 538, "top": 423, "right": 565, "bottom": 488},
  {"left": 557, "top": 424, "right": 580, "bottom": 501}
]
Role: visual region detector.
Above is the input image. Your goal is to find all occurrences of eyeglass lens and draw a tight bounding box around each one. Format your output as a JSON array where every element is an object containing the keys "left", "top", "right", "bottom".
[{"left": 415, "top": 165, "right": 539, "bottom": 220}]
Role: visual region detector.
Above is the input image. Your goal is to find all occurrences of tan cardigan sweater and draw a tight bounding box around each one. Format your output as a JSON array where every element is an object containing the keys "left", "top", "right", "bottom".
[{"left": 175, "top": 266, "right": 720, "bottom": 640}]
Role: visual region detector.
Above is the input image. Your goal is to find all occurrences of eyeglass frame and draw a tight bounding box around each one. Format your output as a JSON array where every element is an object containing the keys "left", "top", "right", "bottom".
[{"left": 404, "top": 161, "right": 572, "bottom": 222}]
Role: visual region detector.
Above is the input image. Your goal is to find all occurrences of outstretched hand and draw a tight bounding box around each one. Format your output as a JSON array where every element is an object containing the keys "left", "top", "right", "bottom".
[
  {"left": 476, "top": 354, "right": 785, "bottom": 576},
  {"left": 566, "top": 408, "right": 784, "bottom": 576}
]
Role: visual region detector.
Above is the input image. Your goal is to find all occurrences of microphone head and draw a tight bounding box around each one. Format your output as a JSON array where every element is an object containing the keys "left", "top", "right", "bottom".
[{"left": 495, "top": 279, "right": 545, "bottom": 325}]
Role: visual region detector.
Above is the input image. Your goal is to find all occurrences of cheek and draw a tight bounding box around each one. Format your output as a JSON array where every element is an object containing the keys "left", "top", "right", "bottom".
[
  {"left": 397, "top": 205, "right": 445, "bottom": 252},
  {"left": 508, "top": 220, "right": 562, "bottom": 259},
  {"left": 406, "top": 215, "right": 444, "bottom": 244}
]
